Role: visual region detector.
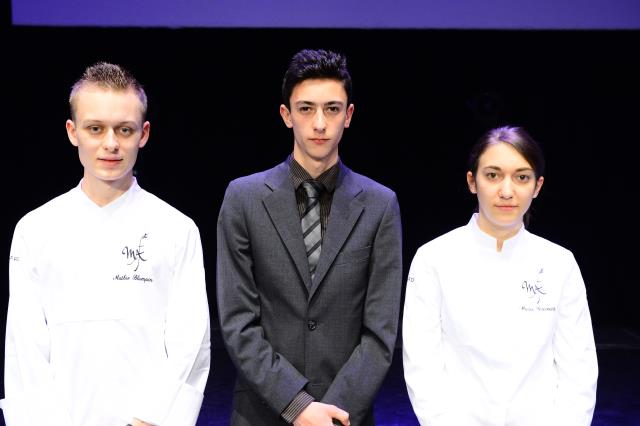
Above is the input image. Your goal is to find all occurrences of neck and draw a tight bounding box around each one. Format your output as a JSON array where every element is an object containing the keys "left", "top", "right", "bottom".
[
  {"left": 293, "top": 153, "right": 338, "bottom": 178},
  {"left": 475, "top": 215, "right": 522, "bottom": 253},
  {"left": 81, "top": 175, "right": 134, "bottom": 207},
  {"left": 293, "top": 143, "right": 338, "bottom": 179}
]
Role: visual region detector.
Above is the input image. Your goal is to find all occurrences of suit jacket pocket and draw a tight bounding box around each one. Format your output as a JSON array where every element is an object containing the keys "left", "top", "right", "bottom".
[{"left": 334, "top": 246, "right": 371, "bottom": 266}]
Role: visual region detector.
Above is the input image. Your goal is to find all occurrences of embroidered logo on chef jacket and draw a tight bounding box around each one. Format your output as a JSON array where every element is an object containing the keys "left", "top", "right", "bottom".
[
  {"left": 521, "top": 268, "right": 556, "bottom": 312},
  {"left": 122, "top": 233, "right": 149, "bottom": 271},
  {"left": 113, "top": 233, "right": 154, "bottom": 283}
]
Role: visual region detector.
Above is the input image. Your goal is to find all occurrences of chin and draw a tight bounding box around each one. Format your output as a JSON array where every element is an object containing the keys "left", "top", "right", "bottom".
[{"left": 497, "top": 220, "right": 523, "bottom": 230}]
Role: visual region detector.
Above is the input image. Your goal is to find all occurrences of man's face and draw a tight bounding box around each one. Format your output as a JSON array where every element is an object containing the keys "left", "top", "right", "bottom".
[
  {"left": 66, "top": 84, "right": 149, "bottom": 190},
  {"left": 280, "top": 78, "right": 354, "bottom": 172}
]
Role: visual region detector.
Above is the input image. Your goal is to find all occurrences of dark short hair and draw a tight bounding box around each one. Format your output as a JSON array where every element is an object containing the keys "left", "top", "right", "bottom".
[
  {"left": 69, "top": 62, "right": 147, "bottom": 121},
  {"left": 281, "top": 49, "right": 352, "bottom": 108}
]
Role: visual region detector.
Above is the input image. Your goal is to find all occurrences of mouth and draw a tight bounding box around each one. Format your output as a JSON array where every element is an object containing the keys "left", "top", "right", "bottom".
[
  {"left": 309, "top": 138, "right": 330, "bottom": 144},
  {"left": 99, "top": 158, "right": 123, "bottom": 165},
  {"left": 496, "top": 205, "right": 517, "bottom": 211}
]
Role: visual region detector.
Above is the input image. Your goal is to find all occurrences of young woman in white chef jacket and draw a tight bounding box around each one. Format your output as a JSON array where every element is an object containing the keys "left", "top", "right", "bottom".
[{"left": 402, "top": 126, "right": 598, "bottom": 426}]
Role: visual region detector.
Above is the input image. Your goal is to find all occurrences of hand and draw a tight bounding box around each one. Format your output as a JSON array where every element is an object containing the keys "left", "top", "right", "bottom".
[
  {"left": 130, "top": 418, "right": 153, "bottom": 426},
  {"left": 293, "top": 402, "right": 350, "bottom": 426}
]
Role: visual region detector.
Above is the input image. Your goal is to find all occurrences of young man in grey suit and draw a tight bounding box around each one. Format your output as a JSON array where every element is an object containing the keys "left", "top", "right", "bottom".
[{"left": 217, "top": 49, "right": 402, "bottom": 426}]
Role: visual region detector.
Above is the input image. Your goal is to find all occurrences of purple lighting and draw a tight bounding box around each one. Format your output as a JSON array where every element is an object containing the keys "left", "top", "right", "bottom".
[{"left": 12, "top": 0, "right": 640, "bottom": 29}]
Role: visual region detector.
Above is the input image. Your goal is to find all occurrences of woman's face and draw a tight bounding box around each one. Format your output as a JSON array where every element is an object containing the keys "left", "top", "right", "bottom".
[{"left": 467, "top": 142, "right": 544, "bottom": 239}]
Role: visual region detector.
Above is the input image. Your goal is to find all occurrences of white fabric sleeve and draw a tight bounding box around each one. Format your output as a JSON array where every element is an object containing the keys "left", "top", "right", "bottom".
[
  {"left": 402, "top": 248, "right": 453, "bottom": 426},
  {"left": 131, "top": 223, "right": 211, "bottom": 426},
  {"left": 2, "top": 223, "right": 74, "bottom": 425},
  {"left": 551, "top": 257, "right": 598, "bottom": 425}
]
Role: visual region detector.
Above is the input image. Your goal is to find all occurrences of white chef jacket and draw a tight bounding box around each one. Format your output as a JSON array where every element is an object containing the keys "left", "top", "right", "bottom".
[
  {"left": 402, "top": 214, "right": 597, "bottom": 426},
  {"left": 2, "top": 179, "right": 211, "bottom": 426}
]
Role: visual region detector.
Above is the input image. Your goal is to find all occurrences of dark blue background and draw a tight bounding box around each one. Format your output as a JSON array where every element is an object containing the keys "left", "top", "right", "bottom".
[{"left": 1, "top": 0, "right": 639, "bottom": 423}]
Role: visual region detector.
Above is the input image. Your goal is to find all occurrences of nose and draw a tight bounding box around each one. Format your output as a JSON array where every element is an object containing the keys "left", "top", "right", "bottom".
[
  {"left": 103, "top": 129, "right": 119, "bottom": 152},
  {"left": 499, "top": 179, "right": 513, "bottom": 199},
  {"left": 313, "top": 110, "right": 326, "bottom": 133}
]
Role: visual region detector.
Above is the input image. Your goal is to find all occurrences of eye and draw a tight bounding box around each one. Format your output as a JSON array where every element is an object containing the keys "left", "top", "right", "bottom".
[
  {"left": 88, "top": 125, "right": 102, "bottom": 134},
  {"left": 119, "top": 127, "right": 132, "bottom": 136},
  {"left": 298, "top": 106, "right": 313, "bottom": 113},
  {"left": 326, "top": 106, "right": 341, "bottom": 114},
  {"left": 516, "top": 174, "right": 532, "bottom": 182},
  {"left": 485, "top": 172, "right": 498, "bottom": 180}
]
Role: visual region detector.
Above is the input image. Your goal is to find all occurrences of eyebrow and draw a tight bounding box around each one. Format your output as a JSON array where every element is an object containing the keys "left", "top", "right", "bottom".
[
  {"left": 82, "top": 119, "right": 139, "bottom": 127},
  {"left": 294, "top": 100, "right": 345, "bottom": 107},
  {"left": 482, "top": 166, "right": 534, "bottom": 172}
]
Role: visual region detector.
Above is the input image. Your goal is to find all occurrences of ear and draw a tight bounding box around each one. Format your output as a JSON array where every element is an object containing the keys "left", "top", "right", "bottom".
[
  {"left": 279, "top": 104, "right": 293, "bottom": 128},
  {"left": 466, "top": 171, "right": 477, "bottom": 194},
  {"left": 138, "top": 121, "right": 150, "bottom": 148},
  {"left": 344, "top": 103, "right": 355, "bottom": 128},
  {"left": 66, "top": 119, "right": 79, "bottom": 147},
  {"left": 533, "top": 175, "right": 544, "bottom": 198}
]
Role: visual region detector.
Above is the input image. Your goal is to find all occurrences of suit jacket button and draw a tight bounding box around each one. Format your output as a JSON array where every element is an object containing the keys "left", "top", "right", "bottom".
[{"left": 307, "top": 320, "right": 317, "bottom": 331}]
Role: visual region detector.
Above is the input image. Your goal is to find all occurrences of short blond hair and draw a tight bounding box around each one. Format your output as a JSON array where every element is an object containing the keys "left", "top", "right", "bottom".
[{"left": 69, "top": 62, "right": 147, "bottom": 120}]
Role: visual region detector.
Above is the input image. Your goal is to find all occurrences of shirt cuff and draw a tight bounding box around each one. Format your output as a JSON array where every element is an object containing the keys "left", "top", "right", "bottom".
[{"left": 281, "top": 390, "right": 315, "bottom": 423}]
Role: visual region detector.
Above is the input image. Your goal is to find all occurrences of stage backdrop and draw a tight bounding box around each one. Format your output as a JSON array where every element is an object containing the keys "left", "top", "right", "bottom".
[
  {"left": 2, "top": 0, "right": 640, "bottom": 405},
  {"left": 11, "top": 0, "right": 640, "bottom": 29}
]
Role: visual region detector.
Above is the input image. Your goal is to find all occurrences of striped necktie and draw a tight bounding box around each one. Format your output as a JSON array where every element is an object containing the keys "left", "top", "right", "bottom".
[{"left": 301, "top": 180, "right": 323, "bottom": 279}]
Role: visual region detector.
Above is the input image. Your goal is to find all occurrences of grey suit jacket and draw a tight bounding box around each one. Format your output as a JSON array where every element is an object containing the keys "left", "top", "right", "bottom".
[{"left": 216, "top": 160, "right": 402, "bottom": 425}]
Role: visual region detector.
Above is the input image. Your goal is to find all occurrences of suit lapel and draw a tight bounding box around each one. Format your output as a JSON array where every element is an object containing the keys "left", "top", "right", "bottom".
[
  {"left": 309, "top": 165, "right": 364, "bottom": 299},
  {"left": 262, "top": 162, "right": 313, "bottom": 291}
]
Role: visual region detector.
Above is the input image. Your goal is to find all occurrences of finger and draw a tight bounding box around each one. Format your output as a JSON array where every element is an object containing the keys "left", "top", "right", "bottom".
[
  {"left": 336, "top": 418, "right": 350, "bottom": 426},
  {"left": 328, "top": 406, "right": 349, "bottom": 425}
]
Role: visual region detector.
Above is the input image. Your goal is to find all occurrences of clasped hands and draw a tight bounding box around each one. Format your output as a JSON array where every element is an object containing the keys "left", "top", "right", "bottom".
[{"left": 293, "top": 401, "right": 350, "bottom": 426}]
